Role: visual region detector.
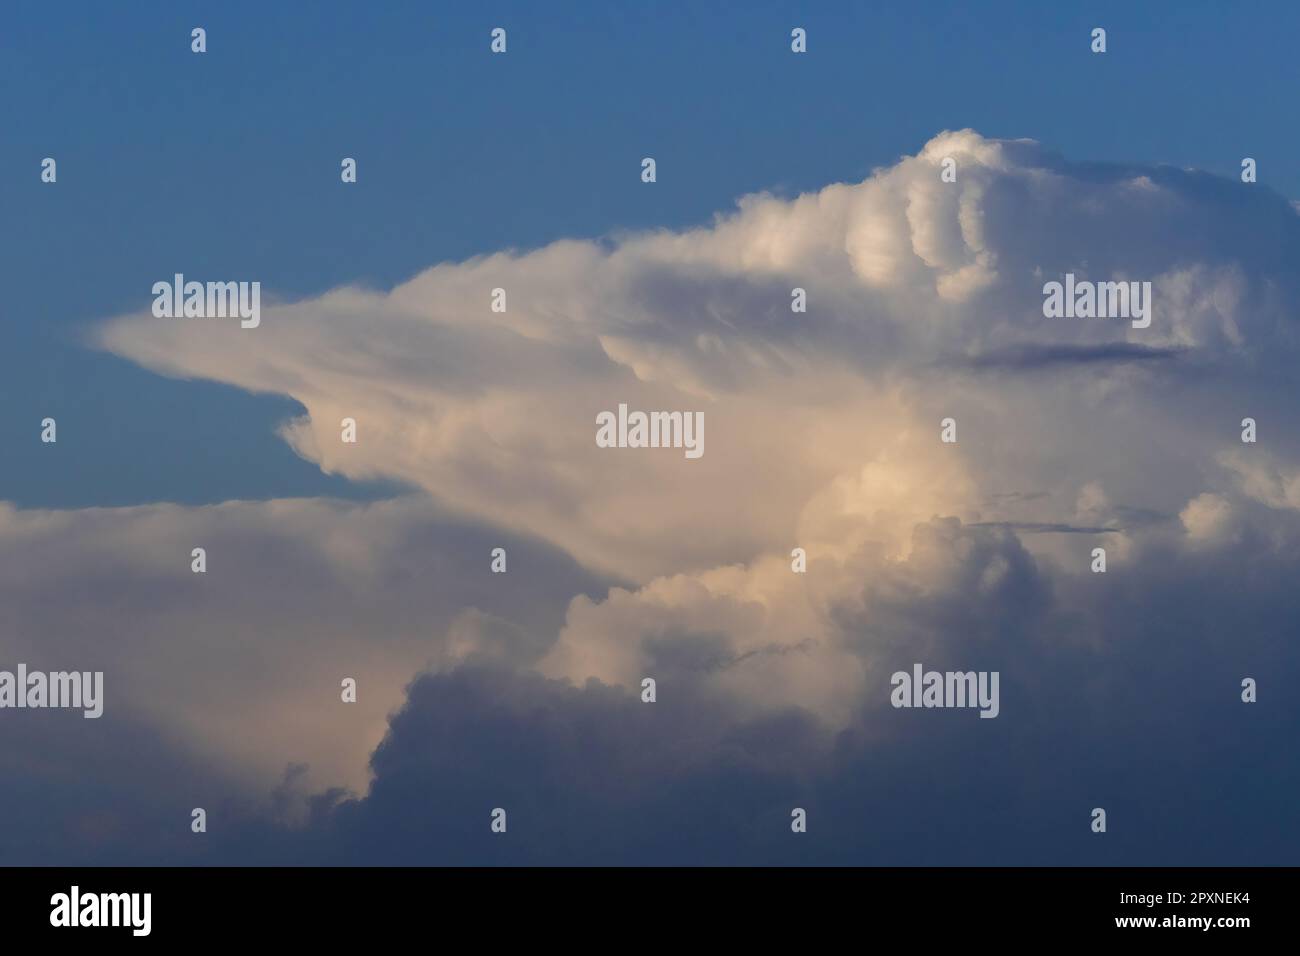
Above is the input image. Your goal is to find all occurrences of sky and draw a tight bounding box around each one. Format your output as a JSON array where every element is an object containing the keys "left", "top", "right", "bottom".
[{"left": 2, "top": 1, "right": 1299, "bottom": 865}]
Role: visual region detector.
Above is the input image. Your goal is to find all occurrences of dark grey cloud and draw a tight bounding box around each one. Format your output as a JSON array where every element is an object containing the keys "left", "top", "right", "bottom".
[
  {"left": 952, "top": 343, "right": 1187, "bottom": 372},
  {"left": 101, "top": 513, "right": 1299, "bottom": 866},
  {"left": 967, "top": 521, "right": 1121, "bottom": 534}
]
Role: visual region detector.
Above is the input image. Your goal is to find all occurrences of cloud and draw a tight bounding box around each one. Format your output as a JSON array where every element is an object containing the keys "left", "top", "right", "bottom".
[
  {"left": 8, "top": 129, "right": 1300, "bottom": 862},
  {"left": 967, "top": 521, "right": 1121, "bottom": 534},
  {"left": 95, "top": 131, "right": 1300, "bottom": 587},
  {"left": 0, "top": 497, "right": 608, "bottom": 797},
  {"left": 1220, "top": 448, "right": 1300, "bottom": 511},
  {"left": 1180, "top": 493, "right": 1238, "bottom": 545},
  {"left": 235, "top": 487, "right": 1300, "bottom": 865},
  {"left": 950, "top": 342, "right": 1186, "bottom": 371}
]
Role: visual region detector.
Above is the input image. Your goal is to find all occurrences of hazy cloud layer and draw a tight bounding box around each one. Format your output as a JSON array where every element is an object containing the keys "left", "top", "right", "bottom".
[{"left": 0, "top": 497, "right": 607, "bottom": 797}]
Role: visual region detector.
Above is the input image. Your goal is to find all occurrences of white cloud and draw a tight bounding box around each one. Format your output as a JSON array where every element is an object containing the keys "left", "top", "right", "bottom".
[
  {"left": 55, "top": 129, "right": 1300, "bottom": 746},
  {"left": 1180, "top": 492, "right": 1237, "bottom": 545}
]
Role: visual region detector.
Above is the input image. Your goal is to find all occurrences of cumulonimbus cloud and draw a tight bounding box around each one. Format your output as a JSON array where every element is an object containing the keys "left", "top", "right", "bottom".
[
  {"left": 86, "top": 131, "right": 1300, "bottom": 732},
  {"left": 6, "top": 130, "right": 1300, "bottom": 862}
]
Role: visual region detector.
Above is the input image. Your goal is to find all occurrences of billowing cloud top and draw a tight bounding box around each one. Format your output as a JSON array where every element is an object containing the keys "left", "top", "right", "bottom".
[{"left": 92, "top": 131, "right": 1300, "bottom": 718}]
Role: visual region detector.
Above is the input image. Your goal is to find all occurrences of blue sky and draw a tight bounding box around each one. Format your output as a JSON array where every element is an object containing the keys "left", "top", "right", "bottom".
[
  {"left": 4, "top": 2, "right": 1300, "bottom": 867},
  {"left": 4, "top": 0, "right": 1299, "bottom": 506}
]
